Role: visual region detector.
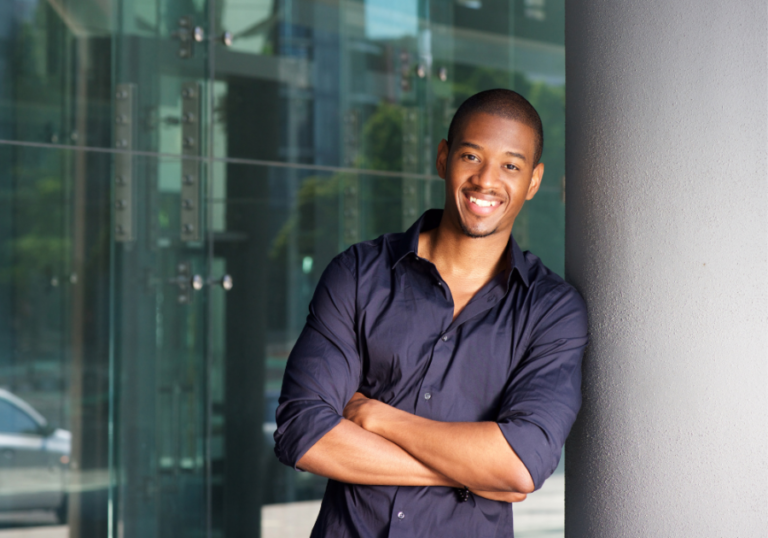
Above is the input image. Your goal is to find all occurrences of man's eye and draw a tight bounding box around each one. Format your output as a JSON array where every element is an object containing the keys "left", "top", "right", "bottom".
[
  {"left": 505, "top": 164, "right": 518, "bottom": 171},
  {"left": 464, "top": 154, "right": 478, "bottom": 161}
]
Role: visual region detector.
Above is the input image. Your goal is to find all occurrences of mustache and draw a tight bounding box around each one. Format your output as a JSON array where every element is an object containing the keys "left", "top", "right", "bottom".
[{"left": 462, "top": 187, "right": 502, "bottom": 198}]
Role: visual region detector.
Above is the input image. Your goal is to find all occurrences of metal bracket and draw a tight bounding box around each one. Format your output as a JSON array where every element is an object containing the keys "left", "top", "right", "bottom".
[
  {"left": 173, "top": 16, "right": 204, "bottom": 59},
  {"left": 115, "top": 84, "right": 136, "bottom": 242},
  {"left": 181, "top": 82, "right": 202, "bottom": 242},
  {"left": 169, "top": 262, "right": 204, "bottom": 305}
]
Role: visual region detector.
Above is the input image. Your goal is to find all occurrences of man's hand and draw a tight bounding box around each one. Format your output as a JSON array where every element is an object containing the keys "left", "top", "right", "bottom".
[
  {"left": 343, "top": 392, "right": 535, "bottom": 494},
  {"left": 342, "top": 392, "right": 389, "bottom": 431}
]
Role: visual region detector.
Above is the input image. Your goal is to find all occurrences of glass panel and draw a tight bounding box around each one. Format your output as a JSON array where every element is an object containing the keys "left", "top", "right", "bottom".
[
  {"left": 0, "top": 0, "right": 210, "bottom": 155},
  {"left": 0, "top": 144, "right": 112, "bottom": 533},
  {"left": 115, "top": 0, "right": 210, "bottom": 155},
  {"left": 113, "top": 154, "right": 209, "bottom": 538},
  {"left": 211, "top": 0, "right": 564, "bottom": 270},
  {"left": 211, "top": 0, "right": 428, "bottom": 169},
  {"left": 210, "top": 0, "right": 566, "bottom": 536},
  {"left": 207, "top": 161, "right": 442, "bottom": 537},
  {"left": 0, "top": 0, "right": 113, "bottom": 148},
  {"left": 0, "top": 0, "right": 566, "bottom": 537},
  {"left": 0, "top": 145, "right": 210, "bottom": 538}
]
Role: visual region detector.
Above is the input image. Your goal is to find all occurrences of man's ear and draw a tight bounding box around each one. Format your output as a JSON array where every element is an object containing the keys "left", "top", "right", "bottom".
[
  {"left": 526, "top": 162, "right": 544, "bottom": 200},
  {"left": 436, "top": 139, "right": 449, "bottom": 179}
]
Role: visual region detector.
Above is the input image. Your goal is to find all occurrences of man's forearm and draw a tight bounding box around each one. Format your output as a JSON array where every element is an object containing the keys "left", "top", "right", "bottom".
[
  {"left": 297, "top": 418, "right": 460, "bottom": 487},
  {"left": 344, "top": 395, "right": 535, "bottom": 494}
]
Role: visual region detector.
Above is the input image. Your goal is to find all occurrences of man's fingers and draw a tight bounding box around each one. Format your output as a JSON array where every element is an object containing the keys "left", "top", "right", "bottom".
[{"left": 469, "top": 490, "right": 527, "bottom": 503}]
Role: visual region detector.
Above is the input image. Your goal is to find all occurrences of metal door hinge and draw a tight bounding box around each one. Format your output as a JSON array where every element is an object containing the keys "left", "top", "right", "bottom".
[
  {"left": 181, "top": 82, "right": 202, "bottom": 242},
  {"left": 115, "top": 83, "right": 136, "bottom": 242}
]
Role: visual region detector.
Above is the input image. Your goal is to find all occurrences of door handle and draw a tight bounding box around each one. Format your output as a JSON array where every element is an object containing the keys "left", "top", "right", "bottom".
[{"left": 207, "top": 274, "right": 233, "bottom": 291}]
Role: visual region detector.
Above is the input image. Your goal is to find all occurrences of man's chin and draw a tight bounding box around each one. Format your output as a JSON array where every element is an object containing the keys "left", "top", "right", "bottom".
[{"left": 459, "top": 220, "right": 498, "bottom": 239}]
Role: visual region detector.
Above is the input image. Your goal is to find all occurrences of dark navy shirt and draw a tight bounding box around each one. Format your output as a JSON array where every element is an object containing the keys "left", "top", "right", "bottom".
[{"left": 274, "top": 209, "right": 588, "bottom": 538}]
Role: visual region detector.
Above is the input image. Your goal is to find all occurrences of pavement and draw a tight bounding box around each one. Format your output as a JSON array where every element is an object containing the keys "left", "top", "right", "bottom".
[{"left": 0, "top": 472, "right": 565, "bottom": 538}]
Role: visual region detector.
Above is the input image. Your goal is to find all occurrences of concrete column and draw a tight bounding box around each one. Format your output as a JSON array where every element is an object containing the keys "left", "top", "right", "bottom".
[{"left": 564, "top": 2, "right": 768, "bottom": 536}]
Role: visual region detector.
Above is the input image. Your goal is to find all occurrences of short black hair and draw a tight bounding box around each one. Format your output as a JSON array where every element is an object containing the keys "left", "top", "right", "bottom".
[{"left": 447, "top": 89, "right": 544, "bottom": 164}]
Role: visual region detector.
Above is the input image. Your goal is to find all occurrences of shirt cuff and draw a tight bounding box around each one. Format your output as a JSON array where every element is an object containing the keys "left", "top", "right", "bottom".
[
  {"left": 497, "top": 417, "right": 558, "bottom": 491},
  {"left": 274, "top": 404, "right": 343, "bottom": 471}
]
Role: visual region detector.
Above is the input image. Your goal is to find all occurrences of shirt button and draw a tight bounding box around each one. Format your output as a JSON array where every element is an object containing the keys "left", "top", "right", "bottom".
[
  {"left": 424, "top": 392, "right": 431, "bottom": 400},
  {"left": 437, "top": 281, "right": 443, "bottom": 286},
  {"left": 442, "top": 335, "right": 448, "bottom": 342},
  {"left": 397, "top": 512, "right": 405, "bottom": 519}
]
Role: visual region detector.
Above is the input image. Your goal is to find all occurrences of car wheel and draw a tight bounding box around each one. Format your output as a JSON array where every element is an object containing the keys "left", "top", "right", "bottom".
[{"left": 55, "top": 494, "right": 69, "bottom": 524}]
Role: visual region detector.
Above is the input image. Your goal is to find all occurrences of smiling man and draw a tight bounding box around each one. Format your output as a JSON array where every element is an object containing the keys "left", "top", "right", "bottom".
[{"left": 274, "top": 89, "right": 588, "bottom": 537}]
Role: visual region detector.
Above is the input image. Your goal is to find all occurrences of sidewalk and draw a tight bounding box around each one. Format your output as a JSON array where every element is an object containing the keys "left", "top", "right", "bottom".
[{"left": 0, "top": 473, "right": 565, "bottom": 538}]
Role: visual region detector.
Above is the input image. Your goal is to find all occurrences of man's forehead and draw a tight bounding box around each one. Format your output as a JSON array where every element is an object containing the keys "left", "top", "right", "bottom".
[{"left": 453, "top": 113, "right": 537, "bottom": 156}]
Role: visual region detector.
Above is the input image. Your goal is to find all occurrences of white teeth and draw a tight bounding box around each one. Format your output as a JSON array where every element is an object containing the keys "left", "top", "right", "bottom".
[{"left": 469, "top": 196, "right": 498, "bottom": 208}]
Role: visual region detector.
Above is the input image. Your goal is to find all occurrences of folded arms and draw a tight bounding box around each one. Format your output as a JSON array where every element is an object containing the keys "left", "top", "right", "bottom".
[{"left": 298, "top": 394, "right": 532, "bottom": 503}]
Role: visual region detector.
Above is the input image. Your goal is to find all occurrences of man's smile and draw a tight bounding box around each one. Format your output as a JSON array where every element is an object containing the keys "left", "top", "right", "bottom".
[{"left": 464, "top": 191, "right": 504, "bottom": 216}]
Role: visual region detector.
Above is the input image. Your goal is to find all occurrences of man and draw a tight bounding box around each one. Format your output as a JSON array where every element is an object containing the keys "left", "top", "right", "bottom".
[{"left": 274, "top": 89, "right": 588, "bottom": 537}]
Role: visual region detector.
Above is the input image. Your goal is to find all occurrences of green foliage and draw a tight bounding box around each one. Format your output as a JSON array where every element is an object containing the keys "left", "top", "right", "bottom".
[
  {"left": 359, "top": 103, "right": 404, "bottom": 172},
  {"left": 2, "top": 165, "right": 70, "bottom": 289}
]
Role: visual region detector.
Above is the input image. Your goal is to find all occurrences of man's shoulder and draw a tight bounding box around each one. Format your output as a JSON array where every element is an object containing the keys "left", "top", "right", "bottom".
[
  {"left": 520, "top": 251, "right": 587, "bottom": 315},
  {"left": 330, "top": 231, "right": 404, "bottom": 275}
]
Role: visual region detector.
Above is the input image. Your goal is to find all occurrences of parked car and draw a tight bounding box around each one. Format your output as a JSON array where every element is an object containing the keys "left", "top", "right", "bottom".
[{"left": 0, "top": 389, "right": 70, "bottom": 523}]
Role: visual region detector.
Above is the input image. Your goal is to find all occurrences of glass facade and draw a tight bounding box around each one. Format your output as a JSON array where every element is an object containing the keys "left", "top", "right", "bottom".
[{"left": 0, "top": 0, "right": 565, "bottom": 536}]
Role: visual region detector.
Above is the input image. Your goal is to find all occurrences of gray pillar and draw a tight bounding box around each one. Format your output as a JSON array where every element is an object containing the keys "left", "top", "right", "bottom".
[{"left": 564, "top": 1, "right": 768, "bottom": 536}]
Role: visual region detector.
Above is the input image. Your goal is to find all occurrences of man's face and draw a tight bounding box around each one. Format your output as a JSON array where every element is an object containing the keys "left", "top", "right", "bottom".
[{"left": 436, "top": 113, "right": 544, "bottom": 239}]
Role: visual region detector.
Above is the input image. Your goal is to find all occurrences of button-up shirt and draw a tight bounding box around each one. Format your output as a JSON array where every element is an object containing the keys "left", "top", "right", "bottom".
[{"left": 274, "top": 209, "right": 588, "bottom": 538}]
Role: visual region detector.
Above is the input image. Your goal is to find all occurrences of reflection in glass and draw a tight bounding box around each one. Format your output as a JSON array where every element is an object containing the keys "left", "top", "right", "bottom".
[
  {"left": 0, "top": 0, "right": 566, "bottom": 536},
  {"left": 0, "top": 145, "right": 111, "bottom": 535},
  {"left": 0, "top": 390, "right": 70, "bottom": 522}
]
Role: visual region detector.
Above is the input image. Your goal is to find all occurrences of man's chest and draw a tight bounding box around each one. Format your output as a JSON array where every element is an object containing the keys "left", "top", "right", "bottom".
[{"left": 355, "top": 269, "right": 530, "bottom": 423}]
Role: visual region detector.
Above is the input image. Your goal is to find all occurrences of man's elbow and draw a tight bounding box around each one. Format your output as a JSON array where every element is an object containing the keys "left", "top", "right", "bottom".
[
  {"left": 514, "top": 473, "right": 535, "bottom": 494},
  {"left": 502, "top": 464, "right": 535, "bottom": 494}
]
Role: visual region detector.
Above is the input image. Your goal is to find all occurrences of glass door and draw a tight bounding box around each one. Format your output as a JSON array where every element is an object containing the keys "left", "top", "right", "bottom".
[
  {"left": 0, "top": 0, "right": 565, "bottom": 537},
  {"left": 205, "top": 1, "right": 443, "bottom": 536},
  {"left": 112, "top": 1, "right": 212, "bottom": 537}
]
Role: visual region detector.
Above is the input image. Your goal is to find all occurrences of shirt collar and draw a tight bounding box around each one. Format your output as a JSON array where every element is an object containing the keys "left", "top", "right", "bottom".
[{"left": 389, "top": 209, "right": 530, "bottom": 288}]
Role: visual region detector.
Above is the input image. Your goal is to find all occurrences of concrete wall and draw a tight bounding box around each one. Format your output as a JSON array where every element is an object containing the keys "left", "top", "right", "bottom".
[{"left": 564, "top": 1, "right": 768, "bottom": 536}]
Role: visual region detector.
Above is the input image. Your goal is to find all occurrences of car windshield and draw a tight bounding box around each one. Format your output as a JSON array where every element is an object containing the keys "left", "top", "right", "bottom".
[{"left": 0, "top": 398, "right": 40, "bottom": 435}]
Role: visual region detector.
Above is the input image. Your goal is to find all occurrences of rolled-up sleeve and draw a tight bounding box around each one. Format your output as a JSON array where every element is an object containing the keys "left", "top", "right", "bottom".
[
  {"left": 274, "top": 252, "right": 361, "bottom": 469},
  {"left": 497, "top": 283, "right": 588, "bottom": 490}
]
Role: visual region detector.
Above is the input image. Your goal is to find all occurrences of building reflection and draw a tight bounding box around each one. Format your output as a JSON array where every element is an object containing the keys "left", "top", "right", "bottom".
[{"left": 0, "top": 0, "right": 565, "bottom": 536}]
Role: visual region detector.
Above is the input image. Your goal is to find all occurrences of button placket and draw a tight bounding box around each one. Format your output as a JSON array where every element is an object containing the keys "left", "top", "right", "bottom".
[{"left": 388, "top": 488, "right": 411, "bottom": 534}]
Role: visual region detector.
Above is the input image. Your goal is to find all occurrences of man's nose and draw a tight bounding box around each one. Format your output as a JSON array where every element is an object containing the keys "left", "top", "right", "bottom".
[{"left": 473, "top": 162, "right": 499, "bottom": 188}]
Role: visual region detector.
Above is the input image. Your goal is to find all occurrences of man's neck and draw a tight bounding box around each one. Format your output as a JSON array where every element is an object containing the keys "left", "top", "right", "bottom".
[{"left": 417, "top": 218, "right": 510, "bottom": 284}]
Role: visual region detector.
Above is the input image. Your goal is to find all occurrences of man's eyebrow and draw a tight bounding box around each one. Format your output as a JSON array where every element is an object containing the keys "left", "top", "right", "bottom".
[{"left": 458, "top": 141, "right": 527, "bottom": 162}]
